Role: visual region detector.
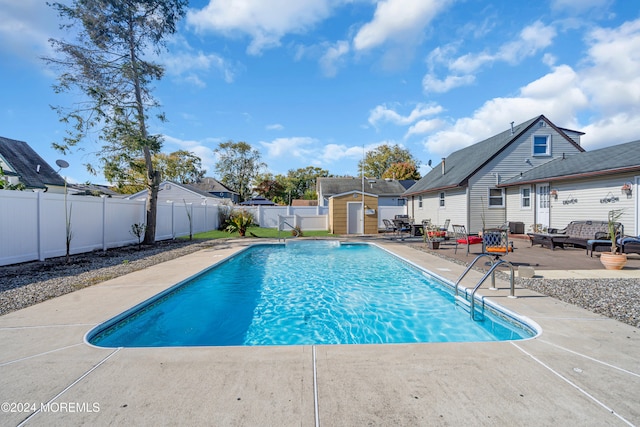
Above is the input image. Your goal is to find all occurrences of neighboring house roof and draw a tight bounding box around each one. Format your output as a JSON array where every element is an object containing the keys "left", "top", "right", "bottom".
[
  {"left": 68, "top": 183, "right": 122, "bottom": 197},
  {"left": 500, "top": 139, "right": 640, "bottom": 186},
  {"left": 239, "top": 196, "right": 277, "bottom": 205},
  {"left": 127, "top": 181, "right": 222, "bottom": 200},
  {"left": 318, "top": 177, "right": 409, "bottom": 197},
  {"left": 403, "top": 115, "right": 585, "bottom": 196},
  {"left": 0, "top": 136, "right": 66, "bottom": 189},
  {"left": 188, "top": 177, "right": 239, "bottom": 196}
]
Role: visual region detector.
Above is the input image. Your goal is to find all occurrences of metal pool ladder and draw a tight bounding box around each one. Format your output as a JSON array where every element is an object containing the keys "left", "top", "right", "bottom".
[
  {"left": 277, "top": 216, "right": 300, "bottom": 242},
  {"left": 453, "top": 254, "right": 516, "bottom": 320}
]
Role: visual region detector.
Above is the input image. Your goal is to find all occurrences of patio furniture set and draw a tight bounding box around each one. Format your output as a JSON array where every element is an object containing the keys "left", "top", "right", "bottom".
[{"left": 527, "top": 220, "right": 640, "bottom": 256}]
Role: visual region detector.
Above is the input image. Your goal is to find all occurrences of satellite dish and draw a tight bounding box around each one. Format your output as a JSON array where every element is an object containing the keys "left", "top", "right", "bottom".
[
  {"left": 55, "top": 159, "right": 69, "bottom": 169},
  {"left": 427, "top": 159, "right": 433, "bottom": 168}
]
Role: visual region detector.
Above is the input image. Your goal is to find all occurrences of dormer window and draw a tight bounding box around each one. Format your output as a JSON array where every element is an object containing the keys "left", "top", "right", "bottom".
[{"left": 533, "top": 135, "right": 551, "bottom": 156}]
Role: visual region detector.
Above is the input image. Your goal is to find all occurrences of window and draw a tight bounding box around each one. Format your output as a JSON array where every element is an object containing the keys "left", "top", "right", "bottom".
[
  {"left": 520, "top": 186, "right": 531, "bottom": 209},
  {"left": 439, "top": 192, "right": 445, "bottom": 207},
  {"left": 418, "top": 196, "right": 423, "bottom": 208},
  {"left": 533, "top": 135, "right": 550, "bottom": 156},
  {"left": 488, "top": 188, "right": 504, "bottom": 208}
]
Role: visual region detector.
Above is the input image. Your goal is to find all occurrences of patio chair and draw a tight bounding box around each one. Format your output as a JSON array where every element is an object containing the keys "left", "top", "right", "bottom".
[
  {"left": 382, "top": 219, "right": 396, "bottom": 235},
  {"left": 452, "top": 224, "right": 483, "bottom": 255},
  {"left": 439, "top": 219, "right": 450, "bottom": 232},
  {"left": 482, "top": 227, "right": 513, "bottom": 260},
  {"left": 392, "top": 218, "right": 411, "bottom": 239}
]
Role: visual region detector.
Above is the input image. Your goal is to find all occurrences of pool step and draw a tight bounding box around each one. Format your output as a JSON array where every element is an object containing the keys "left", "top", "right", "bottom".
[{"left": 455, "top": 294, "right": 484, "bottom": 320}]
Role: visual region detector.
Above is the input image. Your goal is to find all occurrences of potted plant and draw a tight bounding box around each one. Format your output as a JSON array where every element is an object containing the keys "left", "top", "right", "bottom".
[
  {"left": 423, "top": 224, "right": 443, "bottom": 249},
  {"left": 600, "top": 209, "right": 627, "bottom": 270}
]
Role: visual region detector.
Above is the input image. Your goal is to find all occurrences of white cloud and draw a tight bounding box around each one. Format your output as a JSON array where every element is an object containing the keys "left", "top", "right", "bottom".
[
  {"left": 580, "top": 20, "right": 640, "bottom": 115},
  {"left": 449, "top": 21, "right": 557, "bottom": 74},
  {"left": 260, "top": 137, "right": 317, "bottom": 159},
  {"left": 422, "top": 73, "right": 475, "bottom": 93},
  {"left": 405, "top": 118, "right": 445, "bottom": 138},
  {"left": 266, "top": 123, "right": 284, "bottom": 131},
  {"left": 319, "top": 40, "right": 350, "bottom": 77},
  {"left": 368, "top": 103, "right": 443, "bottom": 127},
  {"left": 0, "top": 0, "right": 63, "bottom": 64},
  {"left": 162, "top": 50, "right": 237, "bottom": 84},
  {"left": 422, "top": 65, "right": 588, "bottom": 157},
  {"left": 162, "top": 135, "right": 219, "bottom": 176},
  {"left": 353, "top": 0, "right": 450, "bottom": 51},
  {"left": 187, "top": 0, "right": 336, "bottom": 55},
  {"left": 320, "top": 143, "right": 367, "bottom": 163}
]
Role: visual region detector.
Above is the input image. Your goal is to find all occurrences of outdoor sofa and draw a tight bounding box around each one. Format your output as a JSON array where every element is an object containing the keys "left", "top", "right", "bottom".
[{"left": 529, "top": 220, "right": 622, "bottom": 251}]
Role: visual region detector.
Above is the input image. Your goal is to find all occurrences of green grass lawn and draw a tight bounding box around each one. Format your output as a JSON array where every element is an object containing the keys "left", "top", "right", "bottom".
[{"left": 187, "top": 226, "right": 334, "bottom": 240}]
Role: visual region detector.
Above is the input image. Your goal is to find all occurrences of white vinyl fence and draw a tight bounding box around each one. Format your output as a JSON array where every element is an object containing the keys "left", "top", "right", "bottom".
[
  {"left": 0, "top": 191, "right": 337, "bottom": 266},
  {"left": 0, "top": 190, "right": 221, "bottom": 266}
]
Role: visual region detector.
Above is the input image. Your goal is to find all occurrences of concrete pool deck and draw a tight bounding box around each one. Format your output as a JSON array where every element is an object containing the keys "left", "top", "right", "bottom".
[{"left": 0, "top": 240, "right": 639, "bottom": 426}]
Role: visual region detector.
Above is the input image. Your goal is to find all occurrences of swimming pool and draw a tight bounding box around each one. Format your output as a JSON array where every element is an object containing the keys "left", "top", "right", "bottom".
[{"left": 87, "top": 241, "right": 536, "bottom": 347}]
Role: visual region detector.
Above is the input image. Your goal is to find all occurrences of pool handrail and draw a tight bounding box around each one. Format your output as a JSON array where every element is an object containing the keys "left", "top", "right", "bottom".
[{"left": 455, "top": 255, "right": 517, "bottom": 320}]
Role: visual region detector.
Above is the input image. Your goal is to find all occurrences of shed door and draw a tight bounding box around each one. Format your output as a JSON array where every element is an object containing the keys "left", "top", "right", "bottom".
[
  {"left": 536, "top": 183, "right": 550, "bottom": 230},
  {"left": 347, "top": 202, "right": 363, "bottom": 234}
]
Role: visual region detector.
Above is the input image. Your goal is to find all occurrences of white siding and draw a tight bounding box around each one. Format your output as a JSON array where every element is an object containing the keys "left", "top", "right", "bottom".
[
  {"left": 505, "top": 185, "right": 535, "bottom": 232},
  {"left": 468, "top": 123, "right": 582, "bottom": 233},
  {"left": 547, "top": 174, "right": 637, "bottom": 235}
]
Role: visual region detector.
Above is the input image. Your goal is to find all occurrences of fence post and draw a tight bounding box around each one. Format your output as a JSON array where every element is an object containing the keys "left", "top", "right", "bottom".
[
  {"left": 37, "top": 191, "right": 44, "bottom": 261},
  {"left": 102, "top": 196, "right": 107, "bottom": 251}
]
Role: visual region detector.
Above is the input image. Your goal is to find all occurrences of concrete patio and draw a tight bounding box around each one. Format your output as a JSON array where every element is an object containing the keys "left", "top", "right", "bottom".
[{"left": 1, "top": 240, "right": 639, "bottom": 426}]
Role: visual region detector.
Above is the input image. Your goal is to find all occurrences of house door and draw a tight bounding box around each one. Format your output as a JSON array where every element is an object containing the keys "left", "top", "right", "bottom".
[
  {"left": 347, "top": 202, "right": 363, "bottom": 234},
  {"left": 535, "top": 183, "right": 550, "bottom": 230}
]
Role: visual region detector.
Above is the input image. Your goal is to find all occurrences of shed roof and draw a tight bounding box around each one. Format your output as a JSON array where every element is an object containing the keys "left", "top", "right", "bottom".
[
  {"left": 0, "top": 136, "right": 66, "bottom": 189},
  {"left": 500, "top": 139, "right": 640, "bottom": 186},
  {"left": 403, "top": 115, "right": 584, "bottom": 196}
]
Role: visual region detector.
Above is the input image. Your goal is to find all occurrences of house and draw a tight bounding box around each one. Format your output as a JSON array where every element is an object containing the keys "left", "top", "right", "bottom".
[
  {"left": 127, "top": 181, "right": 227, "bottom": 205},
  {"left": 316, "top": 177, "right": 411, "bottom": 207},
  {"left": 187, "top": 177, "right": 240, "bottom": 204},
  {"left": 403, "top": 115, "right": 585, "bottom": 234},
  {"left": 0, "top": 136, "right": 67, "bottom": 193},
  {"left": 499, "top": 139, "right": 640, "bottom": 236}
]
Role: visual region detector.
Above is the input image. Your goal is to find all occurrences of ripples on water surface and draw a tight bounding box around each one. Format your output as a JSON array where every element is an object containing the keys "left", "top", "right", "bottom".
[{"left": 90, "top": 242, "right": 532, "bottom": 347}]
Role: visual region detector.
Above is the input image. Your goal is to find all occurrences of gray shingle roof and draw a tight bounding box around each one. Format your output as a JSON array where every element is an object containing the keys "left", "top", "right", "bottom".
[
  {"left": 188, "top": 177, "right": 239, "bottom": 195},
  {"left": 0, "top": 136, "right": 66, "bottom": 189},
  {"left": 403, "top": 115, "right": 582, "bottom": 195},
  {"left": 500, "top": 139, "right": 640, "bottom": 185},
  {"left": 318, "top": 177, "right": 410, "bottom": 197}
]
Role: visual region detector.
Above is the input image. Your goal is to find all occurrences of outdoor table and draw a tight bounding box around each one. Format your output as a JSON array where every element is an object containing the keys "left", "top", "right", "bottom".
[{"left": 528, "top": 233, "right": 569, "bottom": 250}]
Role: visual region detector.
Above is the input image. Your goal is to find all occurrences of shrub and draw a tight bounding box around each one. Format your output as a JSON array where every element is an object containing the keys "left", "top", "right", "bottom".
[{"left": 225, "top": 210, "right": 255, "bottom": 237}]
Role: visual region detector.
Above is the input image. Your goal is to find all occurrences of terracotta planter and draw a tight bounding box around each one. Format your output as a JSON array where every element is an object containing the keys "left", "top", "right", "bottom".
[{"left": 600, "top": 252, "right": 627, "bottom": 270}]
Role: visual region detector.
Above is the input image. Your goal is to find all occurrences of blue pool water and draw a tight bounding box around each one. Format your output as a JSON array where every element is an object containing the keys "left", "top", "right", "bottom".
[{"left": 88, "top": 242, "right": 535, "bottom": 347}]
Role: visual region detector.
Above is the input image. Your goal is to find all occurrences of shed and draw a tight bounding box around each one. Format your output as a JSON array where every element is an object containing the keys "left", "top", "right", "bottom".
[{"left": 328, "top": 191, "right": 378, "bottom": 234}]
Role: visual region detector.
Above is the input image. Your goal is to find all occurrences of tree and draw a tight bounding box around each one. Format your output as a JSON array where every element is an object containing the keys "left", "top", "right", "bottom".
[
  {"left": 382, "top": 162, "right": 421, "bottom": 180},
  {"left": 214, "top": 141, "right": 266, "bottom": 202},
  {"left": 285, "top": 166, "right": 330, "bottom": 201},
  {"left": 44, "top": 0, "right": 187, "bottom": 244},
  {"left": 358, "top": 144, "right": 419, "bottom": 178},
  {"left": 253, "top": 173, "right": 286, "bottom": 203},
  {"left": 105, "top": 150, "right": 206, "bottom": 193}
]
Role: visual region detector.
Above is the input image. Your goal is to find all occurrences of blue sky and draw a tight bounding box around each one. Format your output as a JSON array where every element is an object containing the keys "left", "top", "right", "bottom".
[{"left": 2, "top": 0, "right": 640, "bottom": 185}]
